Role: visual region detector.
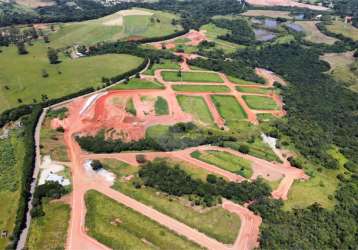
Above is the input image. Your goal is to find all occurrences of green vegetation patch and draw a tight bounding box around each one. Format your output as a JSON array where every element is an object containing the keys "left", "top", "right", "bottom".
[
  {"left": 125, "top": 98, "right": 136, "bottom": 116},
  {"left": 143, "top": 59, "right": 180, "bottom": 75},
  {"left": 85, "top": 190, "right": 201, "bottom": 250},
  {"left": 236, "top": 86, "right": 272, "bottom": 94},
  {"left": 26, "top": 201, "right": 70, "bottom": 250},
  {"left": 161, "top": 71, "right": 224, "bottom": 83},
  {"left": 211, "top": 95, "right": 247, "bottom": 126},
  {"left": 0, "top": 43, "right": 143, "bottom": 112},
  {"left": 172, "top": 85, "right": 230, "bottom": 92},
  {"left": 228, "top": 75, "right": 256, "bottom": 84},
  {"left": 177, "top": 95, "right": 215, "bottom": 126},
  {"left": 297, "top": 21, "right": 337, "bottom": 45},
  {"left": 243, "top": 95, "right": 279, "bottom": 110},
  {"left": 154, "top": 97, "right": 169, "bottom": 115},
  {"left": 326, "top": 21, "right": 358, "bottom": 41},
  {"left": 111, "top": 78, "right": 164, "bottom": 90},
  {"left": 191, "top": 150, "right": 253, "bottom": 178}
]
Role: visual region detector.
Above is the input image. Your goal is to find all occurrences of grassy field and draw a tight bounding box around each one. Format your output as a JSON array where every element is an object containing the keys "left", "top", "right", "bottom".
[
  {"left": 236, "top": 86, "right": 273, "bottom": 94},
  {"left": 177, "top": 95, "right": 215, "bottom": 127},
  {"left": 228, "top": 75, "right": 257, "bottom": 85},
  {"left": 154, "top": 96, "right": 169, "bottom": 115},
  {"left": 101, "top": 159, "right": 241, "bottom": 244},
  {"left": 200, "top": 23, "right": 242, "bottom": 53},
  {"left": 172, "top": 85, "right": 230, "bottom": 92},
  {"left": 143, "top": 59, "right": 180, "bottom": 75},
  {"left": 125, "top": 98, "right": 136, "bottom": 116},
  {"left": 110, "top": 78, "right": 164, "bottom": 90},
  {"left": 326, "top": 21, "right": 358, "bottom": 40},
  {"left": 26, "top": 200, "right": 70, "bottom": 250},
  {"left": 242, "top": 95, "right": 279, "bottom": 110},
  {"left": 161, "top": 71, "right": 224, "bottom": 83},
  {"left": 85, "top": 190, "right": 202, "bottom": 250},
  {"left": 40, "top": 117, "right": 69, "bottom": 162},
  {"left": 191, "top": 150, "right": 253, "bottom": 178},
  {"left": 257, "top": 113, "right": 277, "bottom": 122},
  {"left": 0, "top": 132, "right": 26, "bottom": 249},
  {"left": 48, "top": 8, "right": 182, "bottom": 48},
  {"left": 211, "top": 95, "right": 247, "bottom": 126},
  {"left": 241, "top": 10, "right": 292, "bottom": 19},
  {"left": 0, "top": 42, "right": 143, "bottom": 112},
  {"left": 297, "top": 21, "right": 337, "bottom": 45}
]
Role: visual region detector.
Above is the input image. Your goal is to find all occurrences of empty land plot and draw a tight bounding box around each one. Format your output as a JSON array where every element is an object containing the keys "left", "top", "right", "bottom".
[
  {"left": 143, "top": 60, "right": 180, "bottom": 75},
  {"left": 26, "top": 201, "right": 70, "bottom": 250},
  {"left": 125, "top": 98, "right": 137, "bottom": 116},
  {"left": 102, "top": 159, "right": 241, "bottom": 244},
  {"left": 236, "top": 86, "right": 273, "bottom": 94},
  {"left": 297, "top": 21, "right": 338, "bottom": 45},
  {"left": 326, "top": 21, "right": 358, "bottom": 41},
  {"left": 241, "top": 10, "right": 292, "bottom": 19},
  {"left": 243, "top": 95, "right": 279, "bottom": 110},
  {"left": 155, "top": 96, "right": 169, "bottom": 115},
  {"left": 0, "top": 43, "right": 144, "bottom": 112},
  {"left": 257, "top": 113, "right": 277, "bottom": 122},
  {"left": 177, "top": 95, "right": 215, "bottom": 126},
  {"left": 228, "top": 75, "right": 257, "bottom": 85},
  {"left": 191, "top": 150, "right": 253, "bottom": 178},
  {"left": 111, "top": 78, "right": 164, "bottom": 90},
  {"left": 161, "top": 71, "right": 224, "bottom": 83},
  {"left": 85, "top": 190, "right": 202, "bottom": 250},
  {"left": 211, "top": 95, "right": 247, "bottom": 125},
  {"left": 172, "top": 85, "right": 230, "bottom": 92}
]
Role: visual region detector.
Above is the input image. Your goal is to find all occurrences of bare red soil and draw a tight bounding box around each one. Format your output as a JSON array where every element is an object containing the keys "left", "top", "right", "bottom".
[{"left": 245, "top": 0, "right": 329, "bottom": 11}]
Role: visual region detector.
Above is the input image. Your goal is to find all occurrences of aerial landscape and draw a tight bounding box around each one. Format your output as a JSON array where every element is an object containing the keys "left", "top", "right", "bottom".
[{"left": 0, "top": 0, "right": 357, "bottom": 249}]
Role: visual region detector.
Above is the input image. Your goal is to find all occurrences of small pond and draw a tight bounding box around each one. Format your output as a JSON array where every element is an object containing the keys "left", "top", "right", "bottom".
[{"left": 254, "top": 29, "right": 277, "bottom": 41}]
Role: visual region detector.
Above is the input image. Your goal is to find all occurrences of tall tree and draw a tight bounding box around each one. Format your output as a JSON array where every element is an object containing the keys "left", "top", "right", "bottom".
[{"left": 47, "top": 48, "right": 58, "bottom": 64}]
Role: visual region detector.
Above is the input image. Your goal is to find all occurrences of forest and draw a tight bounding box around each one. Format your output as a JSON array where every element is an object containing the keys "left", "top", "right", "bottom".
[{"left": 138, "top": 159, "right": 271, "bottom": 206}]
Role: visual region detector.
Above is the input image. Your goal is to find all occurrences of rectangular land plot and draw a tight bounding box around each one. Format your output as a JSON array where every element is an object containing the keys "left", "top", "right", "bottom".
[
  {"left": 85, "top": 190, "right": 202, "bottom": 250},
  {"left": 102, "top": 159, "right": 241, "bottom": 244},
  {"left": 228, "top": 75, "right": 256, "bottom": 85},
  {"left": 143, "top": 59, "right": 180, "bottom": 75},
  {"left": 161, "top": 71, "right": 224, "bottom": 83},
  {"left": 155, "top": 96, "right": 169, "bottom": 115},
  {"left": 172, "top": 85, "right": 230, "bottom": 92},
  {"left": 177, "top": 95, "right": 215, "bottom": 126},
  {"left": 191, "top": 150, "right": 253, "bottom": 178},
  {"left": 243, "top": 95, "right": 279, "bottom": 110},
  {"left": 111, "top": 78, "right": 164, "bottom": 90},
  {"left": 211, "top": 95, "right": 247, "bottom": 125},
  {"left": 236, "top": 86, "right": 272, "bottom": 94}
]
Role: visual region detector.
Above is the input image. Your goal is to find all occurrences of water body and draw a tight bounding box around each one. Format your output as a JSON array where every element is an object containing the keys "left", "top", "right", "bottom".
[
  {"left": 285, "top": 22, "right": 303, "bottom": 32},
  {"left": 254, "top": 28, "right": 276, "bottom": 41},
  {"left": 264, "top": 19, "right": 278, "bottom": 29}
]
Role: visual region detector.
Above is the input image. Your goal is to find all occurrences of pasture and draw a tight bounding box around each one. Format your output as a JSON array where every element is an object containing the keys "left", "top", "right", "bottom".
[
  {"left": 0, "top": 43, "right": 143, "bottom": 112},
  {"left": 297, "top": 21, "right": 337, "bottom": 45},
  {"left": 102, "top": 159, "right": 241, "bottom": 244},
  {"left": 326, "top": 21, "right": 358, "bottom": 41},
  {"left": 85, "top": 190, "right": 201, "bottom": 250},
  {"left": 242, "top": 95, "right": 279, "bottom": 110},
  {"left": 161, "top": 71, "right": 224, "bottom": 83},
  {"left": 177, "top": 95, "right": 215, "bottom": 126},
  {"left": 48, "top": 8, "right": 182, "bottom": 47}
]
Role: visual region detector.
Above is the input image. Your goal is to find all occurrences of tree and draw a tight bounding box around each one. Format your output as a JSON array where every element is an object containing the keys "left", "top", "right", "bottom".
[
  {"left": 43, "top": 35, "right": 50, "bottom": 43},
  {"left": 47, "top": 48, "right": 59, "bottom": 64},
  {"left": 16, "top": 42, "right": 28, "bottom": 55},
  {"left": 41, "top": 69, "right": 49, "bottom": 78},
  {"left": 91, "top": 160, "right": 103, "bottom": 171},
  {"left": 238, "top": 144, "right": 249, "bottom": 154}
]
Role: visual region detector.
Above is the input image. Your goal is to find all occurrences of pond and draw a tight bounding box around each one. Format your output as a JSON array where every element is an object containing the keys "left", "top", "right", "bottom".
[
  {"left": 254, "top": 28, "right": 277, "bottom": 41},
  {"left": 285, "top": 22, "right": 304, "bottom": 32}
]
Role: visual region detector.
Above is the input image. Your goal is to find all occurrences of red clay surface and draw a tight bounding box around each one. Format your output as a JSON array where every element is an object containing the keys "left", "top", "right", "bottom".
[
  {"left": 47, "top": 53, "right": 308, "bottom": 250},
  {"left": 245, "top": 0, "right": 329, "bottom": 11},
  {"left": 151, "top": 30, "right": 208, "bottom": 50}
]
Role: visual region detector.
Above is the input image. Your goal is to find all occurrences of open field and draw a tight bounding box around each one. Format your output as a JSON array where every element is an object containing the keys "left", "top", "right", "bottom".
[
  {"left": 236, "top": 86, "right": 273, "bottom": 94},
  {"left": 228, "top": 75, "right": 257, "bottom": 85},
  {"left": 241, "top": 10, "right": 292, "bottom": 19},
  {"left": 26, "top": 200, "right": 70, "bottom": 250},
  {"left": 143, "top": 60, "right": 180, "bottom": 75},
  {"left": 200, "top": 23, "right": 242, "bottom": 53},
  {"left": 191, "top": 150, "right": 253, "bottom": 178},
  {"left": 177, "top": 95, "right": 215, "bottom": 126},
  {"left": 155, "top": 96, "right": 169, "bottom": 115},
  {"left": 161, "top": 71, "right": 224, "bottom": 83},
  {"left": 172, "top": 85, "right": 230, "bottom": 92},
  {"left": 49, "top": 8, "right": 182, "bottom": 47},
  {"left": 243, "top": 95, "right": 279, "bottom": 110},
  {"left": 110, "top": 78, "right": 164, "bottom": 90},
  {"left": 0, "top": 43, "right": 143, "bottom": 112},
  {"left": 297, "top": 21, "right": 338, "bottom": 45},
  {"left": 85, "top": 190, "right": 202, "bottom": 250},
  {"left": 125, "top": 98, "right": 137, "bottom": 116},
  {"left": 0, "top": 133, "right": 26, "bottom": 249},
  {"left": 211, "top": 95, "right": 247, "bottom": 125},
  {"left": 326, "top": 21, "right": 358, "bottom": 41},
  {"left": 102, "top": 159, "right": 241, "bottom": 244}
]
